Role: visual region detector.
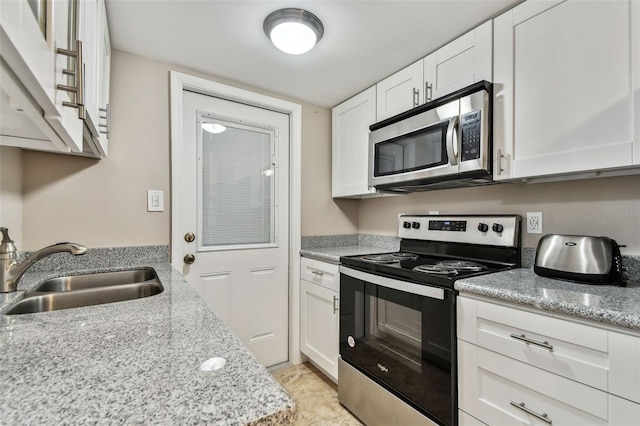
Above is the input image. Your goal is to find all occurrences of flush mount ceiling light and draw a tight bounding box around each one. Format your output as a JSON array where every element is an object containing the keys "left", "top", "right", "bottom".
[{"left": 263, "top": 8, "right": 324, "bottom": 55}]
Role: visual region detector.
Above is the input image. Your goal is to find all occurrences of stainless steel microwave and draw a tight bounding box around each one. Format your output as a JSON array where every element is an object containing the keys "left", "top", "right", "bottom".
[{"left": 369, "top": 81, "right": 492, "bottom": 192}]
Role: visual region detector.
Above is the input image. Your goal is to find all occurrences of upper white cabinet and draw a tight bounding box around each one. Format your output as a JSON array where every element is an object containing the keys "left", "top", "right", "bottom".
[
  {"left": 494, "top": 0, "right": 640, "bottom": 181},
  {"left": 0, "top": 0, "right": 111, "bottom": 158},
  {"left": 424, "top": 20, "right": 492, "bottom": 101},
  {"left": 376, "top": 20, "right": 492, "bottom": 122},
  {"left": 333, "top": 21, "right": 493, "bottom": 198},
  {"left": 376, "top": 59, "right": 424, "bottom": 122},
  {"left": 79, "top": 0, "right": 111, "bottom": 157},
  {"left": 332, "top": 86, "right": 377, "bottom": 198}
]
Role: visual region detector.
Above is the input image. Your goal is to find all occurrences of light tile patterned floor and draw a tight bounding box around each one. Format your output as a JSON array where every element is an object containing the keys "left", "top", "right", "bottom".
[{"left": 271, "top": 363, "right": 363, "bottom": 426}]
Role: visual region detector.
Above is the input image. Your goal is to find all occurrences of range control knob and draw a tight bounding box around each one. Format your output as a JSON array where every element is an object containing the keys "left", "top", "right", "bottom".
[
  {"left": 492, "top": 223, "right": 504, "bottom": 234},
  {"left": 477, "top": 223, "right": 489, "bottom": 233},
  {"left": 403, "top": 221, "right": 411, "bottom": 229},
  {"left": 411, "top": 222, "right": 420, "bottom": 229}
]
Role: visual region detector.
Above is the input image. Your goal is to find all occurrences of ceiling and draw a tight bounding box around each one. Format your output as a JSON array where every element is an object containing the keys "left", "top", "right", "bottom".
[{"left": 105, "top": 0, "right": 521, "bottom": 108}]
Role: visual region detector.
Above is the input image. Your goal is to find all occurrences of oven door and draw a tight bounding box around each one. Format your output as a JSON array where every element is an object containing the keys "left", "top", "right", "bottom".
[
  {"left": 339, "top": 266, "right": 456, "bottom": 426},
  {"left": 368, "top": 99, "right": 461, "bottom": 188}
]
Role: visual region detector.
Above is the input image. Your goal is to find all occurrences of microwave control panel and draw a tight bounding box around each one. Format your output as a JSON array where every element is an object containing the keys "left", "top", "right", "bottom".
[{"left": 460, "top": 110, "right": 482, "bottom": 162}]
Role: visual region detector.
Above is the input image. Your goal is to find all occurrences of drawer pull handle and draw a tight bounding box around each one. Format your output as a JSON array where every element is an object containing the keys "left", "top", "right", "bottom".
[
  {"left": 333, "top": 295, "right": 339, "bottom": 314},
  {"left": 510, "top": 333, "right": 554, "bottom": 351},
  {"left": 311, "top": 270, "right": 324, "bottom": 276},
  {"left": 510, "top": 401, "right": 552, "bottom": 424}
]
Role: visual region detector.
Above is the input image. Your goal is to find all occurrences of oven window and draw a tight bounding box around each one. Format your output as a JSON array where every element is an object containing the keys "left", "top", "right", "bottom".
[
  {"left": 373, "top": 121, "right": 449, "bottom": 177},
  {"left": 340, "top": 274, "right": 454, "bottom": 425}
]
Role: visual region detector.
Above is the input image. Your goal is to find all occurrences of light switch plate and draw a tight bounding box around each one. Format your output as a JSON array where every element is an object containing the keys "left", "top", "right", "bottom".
[{"left": 147, "top": 190, "right": 164, "bottom": 212}]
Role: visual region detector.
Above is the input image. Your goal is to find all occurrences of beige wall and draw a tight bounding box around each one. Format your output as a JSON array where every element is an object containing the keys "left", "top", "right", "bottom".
[
  {"left": 14, "top": 50, "right": 640, "bottom": 254},
  {"left": 358, "top": 175, "right": 640, "bottom": 253},
  {"left": 0, "top": 146, "right": 23, "bottom": 250},
  {"left": 19, "top": 50, "right": 357, "bottom": 250},
  {"left": 301, "top": 106, "right": 358, "bottom": 236}
]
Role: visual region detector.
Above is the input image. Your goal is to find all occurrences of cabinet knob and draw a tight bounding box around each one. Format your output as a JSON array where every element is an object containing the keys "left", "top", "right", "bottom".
[{"left": 184, "top": 254, "right": 196, "bottom": 264}]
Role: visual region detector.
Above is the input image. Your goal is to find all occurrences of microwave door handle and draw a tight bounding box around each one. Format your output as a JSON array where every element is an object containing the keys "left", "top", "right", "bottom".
[{"left": 446, "top": 116, "right": 460, "bottom": 166}]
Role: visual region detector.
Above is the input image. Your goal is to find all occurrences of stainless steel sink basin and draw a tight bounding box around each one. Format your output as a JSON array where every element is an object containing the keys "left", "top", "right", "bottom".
[{"left": 4, "top": 268, "right": 163, "bottom": 315}]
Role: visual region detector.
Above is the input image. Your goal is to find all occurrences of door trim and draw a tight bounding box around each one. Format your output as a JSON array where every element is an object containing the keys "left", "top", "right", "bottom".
[{"left": 169, "top": 71, "right": 302, "bottom": 365}]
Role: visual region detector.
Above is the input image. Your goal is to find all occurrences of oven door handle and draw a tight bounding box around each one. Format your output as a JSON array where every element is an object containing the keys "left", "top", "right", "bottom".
[
  {"left": 446, "top": 115, "right": 460, "bottom": 166},
  {"left": 339, "top": 266, "right": 445, "bottom": 300}
]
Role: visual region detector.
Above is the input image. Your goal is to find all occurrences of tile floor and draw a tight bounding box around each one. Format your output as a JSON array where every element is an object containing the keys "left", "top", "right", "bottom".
[{"left": 271, "top": 363, "right": 363, "bottom": 426}]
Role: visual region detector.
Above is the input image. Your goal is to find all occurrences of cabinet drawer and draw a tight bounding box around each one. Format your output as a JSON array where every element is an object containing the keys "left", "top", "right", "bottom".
[
  {"left": 459, "top": 341, "right": 640, "bottom": 426},
  {"left": 458, "top": 297, "right": 609, "bottom": 390},
  {"left": 301, "top": 257, "right": 339, "bottom": 292}
]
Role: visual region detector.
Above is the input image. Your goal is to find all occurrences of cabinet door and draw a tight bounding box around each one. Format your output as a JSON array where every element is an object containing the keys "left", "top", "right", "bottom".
[
  {"left": 300, "top": 279, "right": 339, "bottom": 382},
  {"left": 78, "top": 0, "right": 100, "bottom": 139},
  {"left": 494, "top": 0, "right": 635, "bottom": 180},
  {"left": 332, "top": 86, "right": 376, "bottom": 198},
  {"left": 51, "top": 0, "right": 83, "bottom": 152},
  {"left": 94, "top": 0, "right": 111, "bottom": 156},
  {"left": 459, "top": 340, "right": 614, "bottom": 425},
  {"left": 423, "top": 21, "right": 492, "bottom": 101},
  {"left": 376, "top": 60, "right": 423, "bottom": 122}
]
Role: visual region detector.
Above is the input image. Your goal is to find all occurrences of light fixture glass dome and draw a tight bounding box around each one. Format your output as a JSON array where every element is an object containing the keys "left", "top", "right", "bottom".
[{"left": 264, "top": 8, "right": 324, "bottom": 55}]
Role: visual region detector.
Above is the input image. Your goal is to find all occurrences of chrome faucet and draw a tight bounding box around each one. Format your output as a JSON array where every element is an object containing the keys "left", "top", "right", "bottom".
[{"left": 0, "top": 227, "right": 87, "bottom": 293}]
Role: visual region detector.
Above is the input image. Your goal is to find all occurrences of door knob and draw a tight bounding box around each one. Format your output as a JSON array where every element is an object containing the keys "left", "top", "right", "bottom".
[
  {"left": 184, "top": 254, "right": 195, "bottom": 264},
  {"left": 184, "top": 232, "right": 195, "bottom": 243}
]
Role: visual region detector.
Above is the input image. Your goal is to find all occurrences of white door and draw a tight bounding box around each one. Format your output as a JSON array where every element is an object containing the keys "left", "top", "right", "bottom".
[{"left": 180, "top": 89, "right": 290, "bottom": 367}]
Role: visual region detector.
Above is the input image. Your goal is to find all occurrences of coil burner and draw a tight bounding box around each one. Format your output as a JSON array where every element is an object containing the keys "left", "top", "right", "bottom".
[
  {"left": 435, "top": 260, "right": 487, "bottom": 272},
  {"left": 412, "top": 264, "right": 459, "bottom": 276},
  {"left": 361, "top": 252, "right": 419, "bottom": 264}
]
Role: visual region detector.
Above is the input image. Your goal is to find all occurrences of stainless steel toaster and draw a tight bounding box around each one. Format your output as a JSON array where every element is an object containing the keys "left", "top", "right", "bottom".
[{"left": 534, "top": 234, "right": 626, "bottom": 286}]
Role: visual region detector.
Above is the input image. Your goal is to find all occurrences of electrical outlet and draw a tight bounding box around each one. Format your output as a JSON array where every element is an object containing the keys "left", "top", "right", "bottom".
[{"left": 526, "top": 212, "right": 543, "bottom": 234}]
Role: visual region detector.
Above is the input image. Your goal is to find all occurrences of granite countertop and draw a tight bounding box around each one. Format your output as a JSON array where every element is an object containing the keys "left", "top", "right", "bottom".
[
  {"left": 300, "top": 246, "right": 389, "bottom": 264},
  {"left": 0, "top": 263, "right": 296, "bottom": 425},
  {"left": 456, "top": 267, "right": 640, "bottom": 331}
]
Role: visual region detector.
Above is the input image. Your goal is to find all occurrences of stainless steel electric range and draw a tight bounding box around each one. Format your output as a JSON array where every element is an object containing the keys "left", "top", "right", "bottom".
[{"left": 338, "top": 214, "right": 521, "bottom": 426}]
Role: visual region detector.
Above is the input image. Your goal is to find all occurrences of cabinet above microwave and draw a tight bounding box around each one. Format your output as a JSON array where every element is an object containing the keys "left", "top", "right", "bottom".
[{"left": 0, "top": 0, "right": 111, "bottom": 158}]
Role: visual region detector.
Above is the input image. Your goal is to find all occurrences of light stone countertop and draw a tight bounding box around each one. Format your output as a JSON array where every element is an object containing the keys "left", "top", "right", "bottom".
[
  {"left": 299, "top": 246, "right": 390, "bottom": 264},
  {"left": 455, "top": 267, "right": 640, "bottom": 331},
  {"left": 0, "top": 263, "right": 296, "bottom": 425}
]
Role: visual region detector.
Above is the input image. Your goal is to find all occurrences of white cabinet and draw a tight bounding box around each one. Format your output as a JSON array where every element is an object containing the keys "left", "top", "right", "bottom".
[
  {"left": 79, "top": 0, "right": 111, "bottom": 157},
  {"left": 458, "top": 296, "right": 640, "bottom": 425},
  {"left": 424, "top": 20, "right": 492, "bottom": 101},
  {"left": 376, "top": 60, "right": 423, "bottom": 122},
  {"left": 300, "top": 257, "right": 340, "bottom": 382},
  {"left": 333, "top": 21, "right": 492, "bottom": 198},
  {"left": 332, "top": 86, "right": 377, "bottom": 198},
  {"left": 0, "top": 0, "right": 111, "bottom": 158},
  {"left": 494, "top": 0, "right": 640, "bottom": 181},
  {"left": 376, "top": 21, "right": 492, "bottom": 122}
]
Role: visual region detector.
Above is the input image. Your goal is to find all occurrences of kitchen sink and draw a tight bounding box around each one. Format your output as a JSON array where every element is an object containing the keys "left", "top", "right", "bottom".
[{"left": 4, "top": 268, "right": 163, "bottom": 315}]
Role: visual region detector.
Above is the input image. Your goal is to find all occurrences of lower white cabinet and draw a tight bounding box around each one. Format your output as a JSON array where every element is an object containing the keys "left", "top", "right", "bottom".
[
  {"left": 458, "top": 296, "right": 640, "bottom": 425},
  {"left": 300, "top": 257, "right": 340, "bottom": 382}
]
